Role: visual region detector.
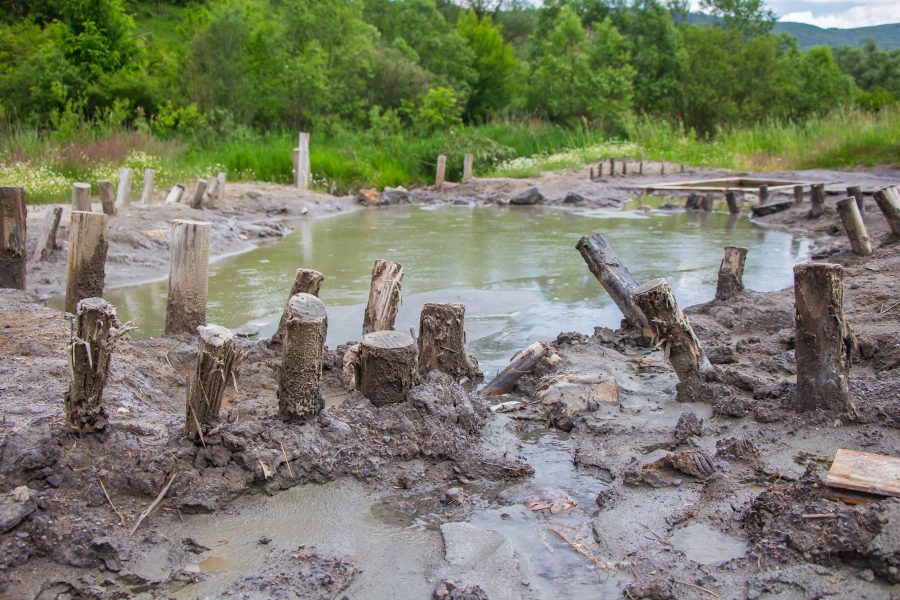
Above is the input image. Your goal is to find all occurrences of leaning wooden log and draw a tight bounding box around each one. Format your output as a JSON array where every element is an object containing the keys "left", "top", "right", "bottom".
[
  {"left": 576, "top": 234, "right": 654, "bottom": 342},
  {"left": 277, "top": 293, "right": 328, "bottom": 421},
  {"left": 0, "top": 187, "right": 27, "bottom": 290},
  {"left": 836, "top": 197, "right": 873, "bottom": 256},
  {"left": 65, "top": 298, "right": 121, "bottom": 434},
  {"left": 751, "top": 200, "right": 793, "bottom": 217},
  {"left": 165, "top": 184, "right": 185, "bottom": 205},
  {"left": 72, "top": 183, "right": 92, "bottom": 211},
  {"left": 186, "top": 325, "right": 237, "bottom": 442},
  {"left": 189, "top": 179, "right": 208, "bottom": 210},
  {"left": 418, "top": 303, "right": 480, "bottom": 381},
  {"left": 358, "top": 330, "right": 418, "bottom": 406},
  {"left": 271, "top": 268, "right": 325, "bottom": 345},
  {"left": 808, "top": 183, "right": 825, "bottom": 218},
  {"left": 725, "top": 190, "right": 740, "bottom": 215},
  {"left": 32, "top": 207, "right": 62, "bottom": 262},
  {"left": 98, "top": 180, "right": 116, "bottom": 215},
  {"left": 793, "top": 263, "right": 850, "bottom": 412},
  {"left": 632, "top": 279, "right": 711, "bottom": 402},
  {"left": 115, "top": 168, "right": 133, "bottom": 209},
  {"left": 165, "top": 220, "right": 211, "bottom": 336},
  {"left": 435, "top": 155, "right": 447, "bottom": 189},
  {"left": 715, "top": 246, "right": 748, "bottom": 301},
  {"left": 483, "top": 341, "right": 550, "bottom": 396},
  {"left": 847, "top": 185, "right": 864, "bottom": 214},
  {"left": 362, "top": 259, "right": 404, "bottom": 334},
  {"left": 793, "top": 185, "right": 804, "bottom": 206},
  {"left": 873, "top": 185, "right": 900, "bottom": 238},
  {"left": 64, "top": 212, "right": 108, "bottom": 313},
  {"left": 140, "top": 169, "right": 155, "bottom": 204}
]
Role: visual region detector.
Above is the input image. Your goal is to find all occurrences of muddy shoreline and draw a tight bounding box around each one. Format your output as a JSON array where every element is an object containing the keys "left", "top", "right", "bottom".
[{"left": 2, "top": 167, "right": 899, "bottom": 599}]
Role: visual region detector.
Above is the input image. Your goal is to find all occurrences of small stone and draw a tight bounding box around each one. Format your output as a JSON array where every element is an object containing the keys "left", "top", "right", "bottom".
[
  {"left": 0, "top": 486, "right": 36, "bottom": 533},
  {"left": 509, "top": 187, "right": 545, "bottom": 205},
  {"left": 563, "top": 192, "right": 586, "bottom": 204}
]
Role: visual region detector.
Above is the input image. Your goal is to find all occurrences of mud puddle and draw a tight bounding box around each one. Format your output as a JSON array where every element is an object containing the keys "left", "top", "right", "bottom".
[{"left": 669, "top": 523, "right": 748, "bottom": 565}]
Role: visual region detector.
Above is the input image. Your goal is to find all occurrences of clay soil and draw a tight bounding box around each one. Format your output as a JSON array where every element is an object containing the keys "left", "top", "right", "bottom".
[{"left": 1, "top": 166, "right": 899, "bottom": 599}]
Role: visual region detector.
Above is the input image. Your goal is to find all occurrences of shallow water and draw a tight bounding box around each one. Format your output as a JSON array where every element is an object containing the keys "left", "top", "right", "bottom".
[
  {"left": 103, "top": 205, "right": 811, "bottom": 375},
  {"left": 670, "top": 522, "right": 748, "bottom": 565}
]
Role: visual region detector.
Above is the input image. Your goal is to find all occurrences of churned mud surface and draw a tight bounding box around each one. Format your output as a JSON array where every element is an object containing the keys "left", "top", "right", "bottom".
[{"left": 2, "top": 167, "right": 899, "bottom": 598}]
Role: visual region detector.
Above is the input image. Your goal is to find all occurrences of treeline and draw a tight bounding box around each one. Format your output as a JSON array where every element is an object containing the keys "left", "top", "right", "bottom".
[{"left": 0, "top": 0, "right": 897, "bottom": 140}]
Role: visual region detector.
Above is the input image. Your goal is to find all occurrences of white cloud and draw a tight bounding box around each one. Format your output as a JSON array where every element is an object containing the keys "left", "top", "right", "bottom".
[{"left": 780, "top": 2, "right": 900, "bottom": 27}]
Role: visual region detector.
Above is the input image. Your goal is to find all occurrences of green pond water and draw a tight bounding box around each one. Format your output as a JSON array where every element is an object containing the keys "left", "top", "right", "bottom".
[{"left": 104, "top": 205, "right": 811, "bottom": 376}]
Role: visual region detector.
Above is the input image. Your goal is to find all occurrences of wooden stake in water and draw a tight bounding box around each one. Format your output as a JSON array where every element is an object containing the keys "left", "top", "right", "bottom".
[
  {"left": 65, "top": 211, "right": 108, "bottom": 313},
  {"left": 165, "top": 184, "right": 185, "bottom": 205},
  {"left": 418, "top": 303, "right": 479, "bottom": 381},
  {"left": 362, "top": 259, "right": 404, "bottom": 334},
  {"left": 715, "top": 246, "right": 748, "bottom": 301},
  {"left": 189, "top": 179, "right": 208, "bottom": 210},
  {"left": 0, "top": 186, "right": 27, "bottom": 290},
  {"left": 32, "top": 207, "right": 62, "bottom": 262},
  {"left": 294, "top": 132, "right": 311, "bottom": 190},
  {"left": 165, "top": 220, "right": 211, "bottom": 336},
  {"left": 435, "top": 155, "right": 447, "bottom": 189},
  {"left": 359, "top": 330, "right": 418, "bottom": 406},
  {"left": 873, "top": 185, "right": 900, "bottom": 238},
  {"left": 271, "top": 268, "right": 324, "bottom": 345}
]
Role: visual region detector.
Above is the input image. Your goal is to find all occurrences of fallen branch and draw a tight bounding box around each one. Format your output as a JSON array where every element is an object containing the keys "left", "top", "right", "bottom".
[
  {"left": 550, "top": 527, "right": 615, "bottom": 571},
  {"left": 801, "top": 513, "right": 838, "bottom": 519},
  {"left": 280, "top": 441, "right": 295, "bottom": 478},
  {"left": 98, "top": 476, "right": 125, "bottom": 526},
  {"left": 130, "top": 471, "right": 177, "bottom": 536}
]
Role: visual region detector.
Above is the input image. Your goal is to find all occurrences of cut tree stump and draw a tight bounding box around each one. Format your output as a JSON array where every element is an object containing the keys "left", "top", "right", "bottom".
[
  {"left": 64, "top": 212, "right": 108, "bottom": 313},
  {"left": 825, "top": 449, "right": 900, "bottom": 498},
  {"left": 72, "top": 183, "right": 92, "bottom": 211},
  {"left": 140, "top": 169, "right": 155, "bottom": 204},
  {"left": 435, "top": 155, "right": 447, "bottom": 189},
  {"left": 483, "top": 341, "right": 550, "bottom": 396},
  {"left": 98, "top": 180, "right": 115, "bottom": 215},
  {"left": 0, "top": 187, "right": 27, "bottom": 290},
  {"left": 418, "top": 302, "right": 480, "bottom": 381},
  {"left": 463, "top": 154, "right": 473, "bottom": 183},
  {"left": 165, "top": 184, "right": 185, "bottom": 205},
  {"left": 847, "top": 185, "right": 864, "bottom": 214},
  {"left": 632, "top": 278, "right": 711, "bottom": 402},
  {"left": 808, "top": 183, "right": 825, "bottom": 218},
  {"left": 793, "top": 185, "right": 804, "bottom": 206},
  {"left": 793, "top": 263, "right": 850, "bottom": 412},
  {"left": 701, "top": 194, "right": 714, "bottom": 212},
  {"left": 725, "top": 190, "right": 740, "bottom": 214},
  {"left": 186, "top": 324, "right": 237, "bottom": 442},
  {"left": 362, "top": 259, "right": 404, "bottom": 334},
  {"left": 271, "top": 268, "right": 324, "bottom": 345},
  {"left": 715, "top": 246, "right": 748, "bottom": 301},
  {"left": 576, "top": 233, "right": 654, "bottom": 343},
  {"left": 115, "top": 168, "right": 133, "bottom": 209},
  {"left": 278, "top": 293, "right": 327, "bottom": 421},
  {"left": 189, "top": 179, "right": 208, "bottom": 210},
  {"left": 65, "top": 298, "right": 121, "bottom": 434},
  {"left": 165, "top": 220, "right": 211, "bottom": 336},
  {"left": 873, "top": 185, "right": 900, "bottom": 238},
  {"left": 758, "top": 185, "right": 769, "bottom": 204},
  {"left": 216, "top": 172, "right": 226, "bottom": 204},
  {"left": 836, "top": 197, "right": 873, "bottom": 256},
  {"left": 359, "top": 330, "right": 418, "bottom": 406},
  {"left": 32, "top": 207, "right": 62, "bottom": 262}
]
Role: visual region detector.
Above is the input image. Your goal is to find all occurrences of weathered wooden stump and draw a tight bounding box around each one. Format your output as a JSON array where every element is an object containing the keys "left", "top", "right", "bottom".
[
  {"left": 715, "top": 246, "right": 748, "bottom": 301},
  {"left": 808, "top": 183, "right": 825, "bottom": 218},
  {"left": 271, "top": 268, "right": 325, "bottom": 345},
  {"left": 685, "top": 193, "right": 701, "bottom": 210},
  {"left": 189, "top": 179, "right": 208, "bottom": 210},
  {"left": 165, "top": 184, "right": 185, "bottom": 205},
  {"left": 65, "top": 212, "right": 108, "bottom": 313},
  {"left": 793, "top": 263, "right": 850, "bottom": 412},
  {"left": 725, "top": 190, "right": 739, "bottom": 214},
  {"left": 576, "top": 233, "right": 654, "bottom": 342},
  {"left": 358, "top": 330, "right": 417, "bottom": 406},
  {"left": 115, "top": 168, "right": 133, "bottom": 209},
  {"left": 65, "top": 298, "right": 120, "bottom": 433},
  {"left": 836, "top": 197, "right": 873, "bottom": 256},
  {"left": 483, "top": 341, "right": 549, "bottom": 396},
  {"left": 418, "top": 303, "right": 480, "bottom": 381},
  {"left": 597, "top": 162, "right": 603, "bottom": 178},
  {"left": 793, "top": 185, "right": 804, "bottom": 206},
  {"left": 0, "top": 187, "right": 27, "bottom": 290},
  {"left": 639, "top": 155, "right": 644, "bottom": 175},
  {"left": 72, "top": 183, "right": 92, "bottom": 211},
  {"left": 701, "top": 194, "right": 714, "bottom": 212},
  {"left": 32, "top": 207, "right": 62, "bottom": 262},
  {"left": 632, "top": 279, "right": 711, "bottom": 402},
  {"left": 609, "top": 157, "right": 616, "bottom": 177},
  {"left": 873, "top": 185, "right": 900, "bottom": 238},
  {"left": 463, "top": 154, "right": 473, "bottom": 183},
  {"left": 98, "top": 180, "right": 116, "bottom": 215},
  {"left": 847, "top": 185, "right": 864, "bottom": 213},
  {"left": 165, "top": 220, "right": 211, "bottom": 336},
  {"left": 277, "top": 293, "right": 327, "bottom": 421},
  {"left": 758, "top": 185, "right": 769, "bottom": 205},
  {"left": 215, "top": 172, "right": 226, "bottom": 203},
  {"left": 435, "top": 155, "right": 447, "bottom": 189},
  {"left": 140, "top": 169, "right": 155, "bottom": 204},
  {"left": 362, "top": 259, "right": 404, "bottom": 334},
  {"left": 660, "top": 162, "right": 665, "bottom": 176},
  {"left": 186, "top": 324, "right": 237, "bottom": 442},
  {"left": 296, "top": 132, "right": 311, "bottom": 190}
]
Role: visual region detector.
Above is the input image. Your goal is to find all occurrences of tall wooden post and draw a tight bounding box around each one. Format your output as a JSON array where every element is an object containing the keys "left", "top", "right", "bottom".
[
  {"left": 189, "top": 179, "right": 208, "bottom": 210},
  {"left": 140, "top": 169, "right": 155, "bottom": 204},
  {"left": 809, "top": 184, "right": 825, "bottom": 218},
  {"left": 758, "top": 185, "right": 769, "bottom": 205},
  {"left": 295, "top": 132, "right": 311, "bottom": 190},
  {"left": 836, "top": 197, "right": 873, "bottom": 256},
  {"left": 165, "top": 184, "right": 185, "bottom": 205},
  {"left": 793, "top": 185, "right": 804, "bottom": 206},
  {"left": 639, "top": 154, "right": 644, "bottom": 175},
  {"left": 847, "top": 186, "right": 863, "bottom": 214},
  {"left": 186, "top": 325, "right": 237, "bottom": 442},
  {"left": 715, "top": 246, "right": 748, "bottom": 301},
  {"left": 873, "top": 186, "right": 900, "bottom": 238},
  {"left": 65, "top": 298, "right": 120, "bottom": 434},
  {"left": 359, "top": 330, "right": 418, "bottom": 406},
  {"left": 64, "top": 212, "right": 108, "bottom": 313},
  {"left": 0, "top": 187, "right": 27, "bottom": 290},
  {"left": 72, "top": 183, "right": 92, "bottom": 211},
  {"left": 701, "top": 194, "right": 714, "bottom": 212},
  {"left": 278, "top": 293, "right": 327, "bottom": 422},
  {"left": 216, "top": 172, "right": 226, "bottom": 204},
  {"left": 725, "top": 190, "right": 740, "bottom": 214},
  {"left": 418, "top": 303, "right": 479, "bottom": 381},
  {"left": 271, "top": 268, "right": 324, "bottom": 345},
  {"left": 165, "top": 220, "right": 211, "bottom": 336},
  {"left": 621, "top": 158, "right": 627, "bottom": 176},
  {"left": 362, "top": 259, "right": 404, "bottom": 334},
  {"left": 115, "top": 168, "right": 133, "bottom": 209},
  {"left": 660, "top": 162, "right": 666, "bottom": 176},
  {"left": 793, "top": 263, "right": 849, "bottom": 412},
  {"left": 435, "top": 155, "right": 447, "bottom": 189},
  {"left": 597, "top": 163, "right": 603, "bottom": 177},
  {"left": 32, "top": 207, "right": 62, "bottom": 262},
  {"left": 609, "top": 157, "right": 615, "bottom": 177},
  {"left": 462, "top": 154, "right": 474, "bottom": 183},
  {"left": 98, "top": 180, "right": 116, "bottom": 215}
]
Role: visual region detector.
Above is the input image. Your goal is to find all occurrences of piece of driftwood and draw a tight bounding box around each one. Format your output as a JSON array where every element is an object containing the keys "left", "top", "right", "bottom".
[
  {"left": 165, "top": 220, "right": 210, "bottom": 335},
  {"left": 271, "top": 268, "right": 324, "bottom": 345},
  {"left": 825, "top": 449, "right": 900, "bottom": 498},
  {"left": 873, "top": 185, "right": 900, "bottom": 238},
  {"left": 362, "top": 259, "right": 404, "bottom": 334},
  {"left": 32, "top": 207, "right": 62, "bottom": 262},
  {"left": 483, "top": 341, "right": 550, "bottom": 396},
  {"left": 836, "top": 197, "right": 873, "bottom": 256},
  {"left": 186, "top": 325, "right": 237, "bottom": 443},
  {"left": 715, "top": 246, "right": 748, "bottom": 301},
  {"left": 359, "top": 330, "right": 418, "bottom": 406},
  {"left": 278, "top": 293, "right": 327, "bottom": 421},
  {"left": 65, "top": 212, "right": 108, "bottom": 313},
  {"left": 417, "top": 302, "right": 480, "bottom": 381}
]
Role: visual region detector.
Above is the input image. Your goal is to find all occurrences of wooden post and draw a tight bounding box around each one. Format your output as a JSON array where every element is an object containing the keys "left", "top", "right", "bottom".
[
  {"left": 793, "top": 185, "right": 804, "bottom": 206},
  {"left": 701, "top": 194, "right": 714, "bottom": 212},
  {"left": 725, "top": 190, "right": 740, "bottom": 214},
  {"left": 165, "top": 220, "right": 211, "bottom": 336},
  {"left": 463, "top": 154, "right": 474, "bottom": 183},
  {"left": 632, "top": 279, "right": 711, "bottom": 402},
  {"left": 758, "top": 185, "right": 769, "bottom": 205},
  {"left": 793, "top": 263, "right": 849, "bottom": 412},
  {"left": 435, "top": 155, "right": 447, "bottom": 189},
  {"left": 715, "top": 246, "right": 748, "bottom": 301},
  {"left": 576, "top": 234, "right": 654, "bottom": 342},
  {"left": 609, "top": 157, "right": 615, "bottom": 177},
  {"left": 65, "top": 298, "right": 120, "bottom": 434},
  {"left": 0, "top": 187, "right": 27, "bottom": 290},
  {"left": 165, "top": 184, "right": 185, "bottom": 205},
  {"left": 72, "top": 183, "right": 92, "bottom": 211},
  {"left": 140, "top": 169, "right": 155, "bottom": 204},
  {"left": 847, "top": 186, "right": 863, "bottom": 214},
  {"left": 189, "top": 179, "right": 207, "bottom": 210},
  {"left": 836, "top": 197, "right": 873, "bottom": 256},
  {"left": 206, "top": 175, "right": 217, "bottom": 203},
  {"left": 362, "top": 259, "right": 404, "bottom": 334},
  {"left": 418, "top": 303, "right": 479, "bottom": 381},
  {"left": 590, "top": 167, "right": 594, "bottom": 181},
  {"left": 295, "top": 132, "right": 311, "bottom": 190},
  {"left": 216, "top": 172, "right": 226, "bottom": 203},
  {"left": 483, "top": 341, "right": 548, "bottom": 396},
  {"left": 873, "top": 186, "right": 900, "bottom": 238},
  {"left": 660, "top": 162, "right": 666, "bottom": 176},
  {"left": 685, "top": 192, "right": 702, "bottom": 210},
  {"left": 271, "top": 268, "right": 324, "bottom": 345},
  {"left": 621, "top": 158, "right": 627, "bottom": 176},
  {"left": 32, "top": 207, "right": 62, "bottom": 262},
  {"left": 597, "top": 163, "right": 603, "bottom": 177},
  {"left": 98, "top": 180, "right": 116, "bottom": 215},
  {"left": 277, "top": 293, "right": 327, "bottom": 421},
  {"left": 639, "top": 154, "right": 644, "bottom": 175},
  {"left": 186, "top": 325, "right": 237, "bottom": 442},
  {"left": 358, "top": 330, "right": 418, "bottom": 407},
  {"left": 809, "top": 184, "right": 825, "bottom": 218},
  {"left": 680, "top": 164, "right": 685, "bottom": 173},
  {"left": 115, "top": 168, "right": 133, "bottom": 209},
  {"left": 64, "top": 212, "right": 108, "bottom": 313}
]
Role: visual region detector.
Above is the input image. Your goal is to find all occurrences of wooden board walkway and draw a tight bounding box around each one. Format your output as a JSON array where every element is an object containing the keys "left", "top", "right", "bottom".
[{"left": 825, "top": 449, "right": 900, "bottom": 498}]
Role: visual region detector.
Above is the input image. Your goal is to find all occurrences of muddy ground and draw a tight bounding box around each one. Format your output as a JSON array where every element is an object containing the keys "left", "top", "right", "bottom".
[{"left": 1, "top": 166, "right": 899, "bottom": 599}]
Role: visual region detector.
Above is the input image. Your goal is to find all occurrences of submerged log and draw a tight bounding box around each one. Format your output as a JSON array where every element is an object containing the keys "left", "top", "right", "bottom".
[
  {"left": 0, "top": 187, "right": 27, "bottom": 290},
  {"left": 418, "top": 302, "right": 480, "bottom": 381},
  {"left": 359, "top": 330, "right": 418, "bottom": 406},
  {"left": 362, "top": 259, "right": 404, "bottom": 334},
  {"left": 793, "top": 263, "right": 850, "bottom": 412},
  {"left": 32, "top": 207, "right": 62, "bottom": 262},
  {"left": 72, "top": 183, "right": 92, "bottom": 211},
  {"left": 165, "top": 220, "right": 211, "bottom": 336},
  {"left": 873, "top": 185, "right": 900, "bottom": 238},
  {"left": 808, "top": 183, "right": 825, "bottom": 218},
  {"left": 483, "top": 341, "right": 549, "bottom": 396},
  {"left": 715, "top": 246, "right": 748, "bottom": 301},
  {"left": 98, "top": 180, "right": 116, "bottom": 215},
  {"left": 186, "top": 325, "right": 237, "bottom": 442},
  {"left": 64, "top": 212, "right": 108, "bottom": 313},
  {"left": 278, "top": 293, "right": 327, "bottom": 422},
  {"left": 271, "top": 268, "right": 325, "bottom": 345},
  {"left": 847, "top": 185, "right": 864, "bottom": 214},
  {"left": 725, "top": 190, "right": 740, "bottom": 215},
  {"left": 65, "top": 298, "right": 120, "bottom": 433},
  {"left": 836, "top": 197, "right": 873, "bottom": 256}
]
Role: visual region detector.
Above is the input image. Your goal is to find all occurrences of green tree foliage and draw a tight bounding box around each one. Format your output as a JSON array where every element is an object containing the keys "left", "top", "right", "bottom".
[
  {"left": 457, "top": 10, "right": 518, "bottom": 121},
  {"left": 834, "top": 41, "right": 900, "bottom": 107},
  {"left": 699, "top": 0, "right": 776, "bottom": 37}
]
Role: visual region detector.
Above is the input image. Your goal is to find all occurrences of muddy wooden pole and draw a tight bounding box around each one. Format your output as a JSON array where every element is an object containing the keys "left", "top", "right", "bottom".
[
  {"left": 793, "top": 263, "right": 850, "bottom": 411},
  {"left": 463, "top": 154, "right": 474, "bottom": 183},
  {"left": 186, "top": 324, "right": 237, "bottom": 442},
  {"left": 277, "top": 293, "right": 327, "bottom": 421},
  {"left": 715, "top": 246, "right": 748, "bottom": 301},
  {"left": 576, "top": 233, "right": 654, "bottom": 342},
  {"left": 140, "top": 169, "right": 155, "bottom": 204},
  {"left": 358, "top": 330, "right": 417, "bottom": 406},
  {"left": 609, "top": 157, "right": 615, "bottom": 177},
  {"left": 72, "top": 183, "right": 92, "bottom": 211},
  {"left": 0, "top": 187, "right": 27, "bottom": 290},
  {"left": 597, "top": 163, "right": 603, "bottom": 178},
  {"left": 758, "top": 185, "right": 769, "bottom": 205},
  {"left": 793, "top": 185, "right": 804, "bottom": 206},
  {"left": 362, "top": 259, "right": 404, "bottom": 334},
  {"left": 418, "top": 303, "right": 480, "bottom": 381},
  {"left": 98, "top": 180, "right": 116, "bottom": 215},
  {"left": 435, "top": 155, "right": 447, "bottom": 189},
  {"left": 483, "top": 341, "right": 549, "bottom": 396},
  {"left": 632, "top": 279, "right": 711, "bottom": 402},
  {"left": 809, "top": 183, "right": 825, "bottom": 218},
  {"left": 725, "top": 190, "right": 740, "bottom": 214},
  {"left": 65, "top": 298, "right": 120, "bottom": 434},
  {"left": 847, "top": 185, "right": 864, "bottom": 214},
  {"left": 836, "top": 197, "right": 873, "bottom": 256},
  {"left": 189, "top": 179, "right": 208, "bottom": 210},
  {"left": 165, "top": 184, "right": 185, "bottom": 205},
  {"left": 873, "top": 185, "right": 900, "bottom": 238},
  {"left": 115, "top": 168, "right": 133, "bottom": 209},
  {"left": 701, "top": 194, "right": 714, "bottom": 212},
  {"left": 64, "top": 212, "right": 108, "bottom": 313},
  {"left": 165, "top": 220, "right": 211, "bottom": 336},
  {"left": 32, "top": 207, "right": 62, "bottom": 262},
  {"left": 271, "top": 268, "right": 325, "bottom": 345}
]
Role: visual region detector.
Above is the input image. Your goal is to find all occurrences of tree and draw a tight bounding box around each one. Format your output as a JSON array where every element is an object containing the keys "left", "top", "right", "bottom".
[
  {"left": 699, "top": 0, "right": 776, "bottom": 37},
  {"left": 679, "top": 24, "right": 739, "bottom": 134},
  {"left": 457, "top": 10, "right": 518, "bottom": 121}
]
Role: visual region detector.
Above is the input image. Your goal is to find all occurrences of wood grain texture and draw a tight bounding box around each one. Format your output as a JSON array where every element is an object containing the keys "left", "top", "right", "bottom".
[{"left": 825, "top": 449, "right": 900, "bottom": 498}]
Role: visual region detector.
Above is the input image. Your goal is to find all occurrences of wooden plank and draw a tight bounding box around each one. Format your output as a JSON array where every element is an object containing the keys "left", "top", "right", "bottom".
[{"left": 825, "top": 449, "right": 900, "bottom": 498}]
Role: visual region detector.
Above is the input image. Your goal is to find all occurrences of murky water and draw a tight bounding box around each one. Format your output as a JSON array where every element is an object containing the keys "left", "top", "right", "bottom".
[
  {"left": 670, "top": 522, "right": 748, "bottom": 565},
  {"left": 104, "top": 205, "right": 811, "bottom": 376}
]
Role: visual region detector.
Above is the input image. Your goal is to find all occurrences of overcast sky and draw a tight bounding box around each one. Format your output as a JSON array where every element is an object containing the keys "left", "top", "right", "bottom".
[{"left": 686, "top": 0, "right": 900, "bottom": 28}]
